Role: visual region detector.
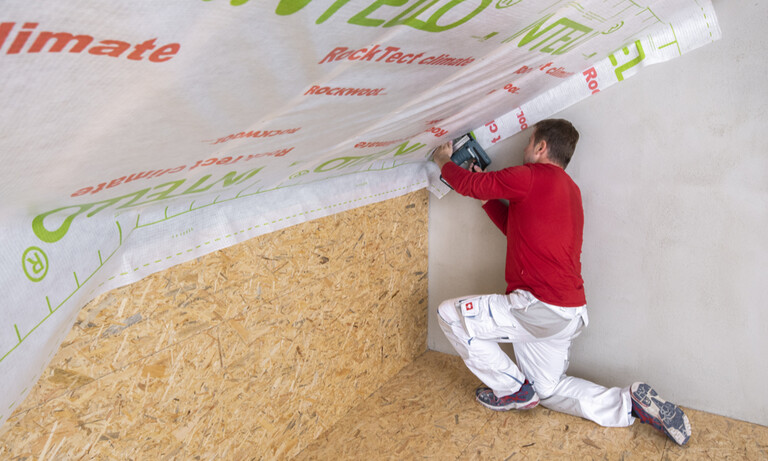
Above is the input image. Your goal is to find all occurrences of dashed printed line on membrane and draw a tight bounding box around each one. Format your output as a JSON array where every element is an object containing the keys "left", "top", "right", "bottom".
[{"left": 1, "top": 180, "right": 427, "bottom": 365}]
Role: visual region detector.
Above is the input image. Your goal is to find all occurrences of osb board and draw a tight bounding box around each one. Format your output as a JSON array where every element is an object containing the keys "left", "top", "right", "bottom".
[
  {"left": 0, "top": 190, "right": 429, "bottom": 460},
  {"left": 298, "top": 351, "right": 768, "bottom": 460}
]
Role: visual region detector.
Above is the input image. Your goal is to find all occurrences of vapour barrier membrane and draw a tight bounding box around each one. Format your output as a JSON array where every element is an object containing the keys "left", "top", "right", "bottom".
[{"left": 0, "top": 0, "right": 719, "bottom": 425}]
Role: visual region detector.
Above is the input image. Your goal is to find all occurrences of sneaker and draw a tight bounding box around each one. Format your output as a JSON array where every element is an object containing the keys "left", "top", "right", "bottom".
[
  {"left": 475, "top": 380, "right": 540, "bottom": 411},
  {"left": 630, "top": 382, "right": 692, "bottom": 446}
]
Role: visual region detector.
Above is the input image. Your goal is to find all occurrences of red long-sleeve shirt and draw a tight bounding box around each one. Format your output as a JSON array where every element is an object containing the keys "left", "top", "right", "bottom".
[{"left": 441, "top": 161, "right": 586, "bottom": 307}]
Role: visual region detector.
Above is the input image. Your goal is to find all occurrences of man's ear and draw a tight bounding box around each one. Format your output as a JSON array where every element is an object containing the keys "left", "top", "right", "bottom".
[{"left": 535, "top": 139, "right": 548, "bottom": 158}]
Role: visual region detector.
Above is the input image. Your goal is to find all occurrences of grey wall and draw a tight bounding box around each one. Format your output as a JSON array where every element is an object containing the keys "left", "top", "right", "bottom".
[{"left": 427, "top": 1, "right": 768, "bottom": 426}]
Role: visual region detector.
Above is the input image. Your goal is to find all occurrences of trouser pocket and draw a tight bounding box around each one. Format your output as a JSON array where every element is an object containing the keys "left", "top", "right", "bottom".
[{"left": 454, "top": 295, "right": 494, "bottom": 338}]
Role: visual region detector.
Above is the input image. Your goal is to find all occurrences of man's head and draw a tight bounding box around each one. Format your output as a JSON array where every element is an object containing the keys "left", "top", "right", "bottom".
[{"left": 523, "top": 119, "right": 579, "bottom": 168}]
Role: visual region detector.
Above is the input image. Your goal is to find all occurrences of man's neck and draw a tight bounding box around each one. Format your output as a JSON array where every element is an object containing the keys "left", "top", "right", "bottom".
[{"left": 528, "top": 158, "right": 563, "bottom": 168}]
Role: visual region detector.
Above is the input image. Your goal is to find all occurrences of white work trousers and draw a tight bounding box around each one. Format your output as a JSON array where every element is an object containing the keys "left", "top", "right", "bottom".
[{"left": 437, "top": 290, "right": 635, "bottom": 427}]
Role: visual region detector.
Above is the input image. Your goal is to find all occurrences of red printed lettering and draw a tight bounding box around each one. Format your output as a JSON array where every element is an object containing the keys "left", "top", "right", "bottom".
[
  {"left": 72, "top": 165, "right": 186, "bottom": 197},
  {"left": 0, "top": 22, "right": 180, "bottom": 62},
  {"left": 377, "top": 46, "right": 399, "bottom": 62},
  {"left": 71, "top": 187, "right": 92, "bottom": 197},
  {"left": 107, "top": 177, "right": 126, "bottom": 188},
  {"left": 504, "top": 83, "right": 520, "bottom": 94},
  {"left": 485, "top": 120, "right": 501, "bottom": 144},
  {"left": 350, "top": 48, "right": 366, "bottom": 60},
  {"left": 210, "top": 127, "right": 301, "bottom": 145},
  {"left": 90, "top": 182, "right": 106, "bottom": 194},
  {"left": 244, "top": 147, "right": 294, "bottom": 160},
  {"left": 583, "top": 67, "right": 600, "bottom": 94},
  {"left": 125, "top": 171, "right": 156, "bottom": 183},
  {"left": 318, "top": 46, "right": 347, "bottom": 64},
  {"left": 514, "top": 65, "right": 535, "bottom": 74},
  {"left": 386, "top": 51, "right": 404, "bottom": 63},
  {"left": 359, "top": 44, "right": 382, "bottom": 61},
  {"left": 517, "top": 109, "right": 528, "bottom": 130},
  {"left": 318, "top": 44, "right": 472, "bottom": 67},
  {"left": 125, "top": 38, "right": 156, "bottom": 61},
  {"left": 426, "top": 126, "right": 448, "bottom": 137},
  {"left": 29, "top": 31, "right": 92, "bottom": 53},
  {"left": 545, "top": 66, "right": 574, "bottom": 78},
  {"left": 305, "top": 85, "right": 386, "bottom": 96},
  {"left": 149, "top": 43, "right": 180, "bottom": 62}
]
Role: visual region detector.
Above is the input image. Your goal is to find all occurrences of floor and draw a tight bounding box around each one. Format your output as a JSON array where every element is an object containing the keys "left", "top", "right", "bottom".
[{"left": 297, "top": 351, "right": 768, "bottom": 460}]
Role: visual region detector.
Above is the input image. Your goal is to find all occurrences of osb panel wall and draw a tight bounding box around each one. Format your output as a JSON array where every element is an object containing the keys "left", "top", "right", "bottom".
[{"left": 0, "top": 190, "right": 428, "bottom": 460}]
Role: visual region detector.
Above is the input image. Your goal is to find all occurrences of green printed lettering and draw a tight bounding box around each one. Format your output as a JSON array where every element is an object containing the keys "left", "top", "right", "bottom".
[
  {"left": 217, "top": 167, "right": 265, "bottom": 187},
  {"left": 552, "top": 30, "right": 598, "bottom": 55},
  {"left": 32, "top": 167, "right": 265, "bottom": 243},
  {"left": 315, "top": 156, "right": 369, "bottom": 172},
  {"left": 504, "top": 14, "right": 553, "bottom": 45},
  {"left": 393, "top": 141, "right": 426, "bottom": 156},
  {"left": 316, "top": 0, "right": 354, "bottom": 23},
  {"left": 349, "top": 0, "right": 409, "bottom": 27},
  {"left": 408, "top": 0, "right": 492, "bottom": 32},
  {"left": 383, "top": 0, "right": 437, "bottom": 28},
  {"left": 180, "top": 167, "right": 265, "bottom": 195},
  {"left": 211, "top": 0, "right": 250, "bottom": 5},
  {"left": 517, "top": 17, "right": 591, "bottom": 52},
  {"left": 207, "top": 0, "right": 490, "bottom": 32},
  {"left": 503, "top": 15, "right": 594, "bottom": 54},
  {"left": 314, "top": 141, "right": 425, "bottom": 173},
  {"left": 32, "top": 204, "right": 96, "bottom": 243},
  {"left": 609, "top": 40, "right": 645, "bottom": 81},
  {"left": 540, "top": 21, "right": 591, "bottom": 53},
  {"left": 275, "top": 0, "right": 314, "bottom": 16},
  {"left": 32, "top": 189, "right": 150, "bottom": 243},
  {"left": 86, "top": 190, "right": 151, "bottom": 217},
  {"left": 117, "top": 180, "right": 186, "bottom": 208},
  {"left": 314, "top": 148, "right": 392, "bottom": 172}
]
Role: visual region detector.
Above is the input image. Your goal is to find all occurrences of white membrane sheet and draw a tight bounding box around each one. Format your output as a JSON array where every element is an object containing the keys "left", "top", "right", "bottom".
[{"left": 0, "top": 0, "right": 719, "bottom": 424}]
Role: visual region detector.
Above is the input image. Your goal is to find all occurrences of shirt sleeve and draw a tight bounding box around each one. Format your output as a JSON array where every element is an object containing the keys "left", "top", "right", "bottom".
[
  {"left": 481, "top": 200, "right": 508, "bottom": 233},
  {"left": 441, "top": 161, "right": 533, "bottom": 202}
]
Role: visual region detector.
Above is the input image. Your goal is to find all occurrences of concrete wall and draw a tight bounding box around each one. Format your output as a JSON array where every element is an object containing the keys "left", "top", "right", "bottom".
[{"left": 428, "top": 1, "right": 768, "bottom": 426}]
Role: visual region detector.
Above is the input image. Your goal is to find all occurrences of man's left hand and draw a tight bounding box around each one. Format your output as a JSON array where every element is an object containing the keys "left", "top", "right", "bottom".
[{"left": 432, "top": 141, "right": 453, "bottom": 169}]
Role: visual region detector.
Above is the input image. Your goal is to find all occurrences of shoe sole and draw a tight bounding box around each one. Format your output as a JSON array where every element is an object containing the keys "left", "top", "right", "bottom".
[
  {"left": 476, "top": 397, "right": 540, "bottom": 411},
  {"left": 631, "top": 382, "right": 691, "bottom": 445},
  {"left": 476, "top": 390, "right": 540, "bottom": 411}
]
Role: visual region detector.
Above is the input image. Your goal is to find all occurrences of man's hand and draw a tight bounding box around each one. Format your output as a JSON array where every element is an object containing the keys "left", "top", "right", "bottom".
[{"left": 432, "top": 141, "right": 453, "bottom": 169}]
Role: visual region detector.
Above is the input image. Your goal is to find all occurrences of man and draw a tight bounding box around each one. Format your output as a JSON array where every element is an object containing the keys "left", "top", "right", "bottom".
[{"left": 432, "top": 119, "right": 692, "bottom": 446}]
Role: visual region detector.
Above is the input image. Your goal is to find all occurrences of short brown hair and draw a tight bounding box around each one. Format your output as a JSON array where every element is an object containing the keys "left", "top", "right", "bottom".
[{"left": 534, "top": 119, "right": 579, "bottom": 168}]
